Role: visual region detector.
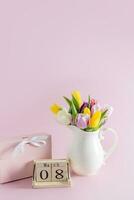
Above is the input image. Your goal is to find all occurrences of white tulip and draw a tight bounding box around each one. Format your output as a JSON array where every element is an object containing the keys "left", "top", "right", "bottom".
[{"left": 56, "top": 109, "right": 72, "bottom": 125}]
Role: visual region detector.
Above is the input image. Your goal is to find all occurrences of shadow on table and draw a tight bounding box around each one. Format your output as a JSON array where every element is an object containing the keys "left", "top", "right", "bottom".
[{"left": 1, "top": 177, "right": 32, "bottom": 189}]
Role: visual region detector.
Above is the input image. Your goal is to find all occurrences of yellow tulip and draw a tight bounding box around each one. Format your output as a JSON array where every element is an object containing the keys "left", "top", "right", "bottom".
[
  {"left": 83, "top": 107, "right": 91, "bottom": 116},
  {"left": 90, "top": 111, "right": 101, "bottom": 128},
  {"left": 50, "top": 104, "right": 61, "bottom": 114},
  {"left": 72, "top": 90, "right": 82, "bottom": 107}
]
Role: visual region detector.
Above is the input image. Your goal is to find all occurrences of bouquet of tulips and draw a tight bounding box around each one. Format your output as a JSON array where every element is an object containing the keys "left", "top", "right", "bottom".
[{"left": 50, "top": 91, "right": 113, "bottom": 132}]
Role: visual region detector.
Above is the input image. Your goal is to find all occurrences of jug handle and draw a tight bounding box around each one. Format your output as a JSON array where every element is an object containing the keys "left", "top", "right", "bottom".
[{"left": 99, "top": 127, "right": 118, "bottom": 161}]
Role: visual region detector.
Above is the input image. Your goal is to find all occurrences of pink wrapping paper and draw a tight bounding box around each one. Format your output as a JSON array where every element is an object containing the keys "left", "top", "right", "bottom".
[{"left": 0, "top": 133, "right": 52, "bottom": 183}]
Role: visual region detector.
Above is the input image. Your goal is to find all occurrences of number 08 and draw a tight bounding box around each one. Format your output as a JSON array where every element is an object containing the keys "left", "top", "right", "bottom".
[{"left": 40, "top": 169, "right": 64, "bottom": 180}]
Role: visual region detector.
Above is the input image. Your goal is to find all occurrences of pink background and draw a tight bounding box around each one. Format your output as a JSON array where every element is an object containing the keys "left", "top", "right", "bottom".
[{"left": 0, "top": 0, "right": 133, "bottom": 199}]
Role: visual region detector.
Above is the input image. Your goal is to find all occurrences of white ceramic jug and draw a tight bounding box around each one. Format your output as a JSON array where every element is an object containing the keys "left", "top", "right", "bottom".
[{"left": 68, "top": 126, "right": 118, "bottom": 175}]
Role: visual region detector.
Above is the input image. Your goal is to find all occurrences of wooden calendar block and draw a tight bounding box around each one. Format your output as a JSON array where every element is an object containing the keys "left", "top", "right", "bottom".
[
  {"left": 52, "top": 162, "right": 68, "bottom": 182},
  {"left": 36, "top": 162, "right": 51, "bottom": 182},
  {"left": 32, "top": 159, "right": 71, "bottom": 188}
]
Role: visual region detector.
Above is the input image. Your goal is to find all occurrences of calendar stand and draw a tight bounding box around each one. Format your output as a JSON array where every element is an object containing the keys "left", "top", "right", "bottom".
[{"left": 32, "top": 159, "right": 72, "bottom": 188}]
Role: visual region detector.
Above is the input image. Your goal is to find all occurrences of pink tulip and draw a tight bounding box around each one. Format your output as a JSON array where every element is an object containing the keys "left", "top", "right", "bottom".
[{"left": 90, "top": 98, "right": 97, "bottom": 107}]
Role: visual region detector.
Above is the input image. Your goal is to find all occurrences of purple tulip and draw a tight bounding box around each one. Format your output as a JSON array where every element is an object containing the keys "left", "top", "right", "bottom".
[
  {"left": 76, "top": 114, "right": 89, "bottom": 129},
  {"left": 79, "top": 102, "right": 89, "bottom": 113}
]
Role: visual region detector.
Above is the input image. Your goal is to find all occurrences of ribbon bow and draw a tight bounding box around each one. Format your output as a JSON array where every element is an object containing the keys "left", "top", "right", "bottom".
[{"left": 13, "top": 135, "right": 48, "bottom": 157}]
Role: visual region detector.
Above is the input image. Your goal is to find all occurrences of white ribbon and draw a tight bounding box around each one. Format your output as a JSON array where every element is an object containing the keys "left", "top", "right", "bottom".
[{"left": 13, "top": 135, "right": 48, "bottom": 157}]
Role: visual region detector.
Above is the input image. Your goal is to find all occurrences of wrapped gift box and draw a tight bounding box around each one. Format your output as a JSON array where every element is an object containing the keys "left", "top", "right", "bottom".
[{"left": 0, "top": 133, "right": 52, "bottom": 183}]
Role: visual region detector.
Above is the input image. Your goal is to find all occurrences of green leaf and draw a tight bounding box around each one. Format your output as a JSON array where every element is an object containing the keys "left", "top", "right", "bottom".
[
  {"left": 72, "top": 95, "right": 79, "bottom": 111},
  {"left": 98, "top": 123, "right": 104, "bottom": 129},
  {"left": 63, "top": 96, "right": 72, "bottom": 113},
  {"left": 98, "top": 109, "right": 108, "bottom": 127},
  {"left": 100, "top": 109, "right": 108, "bottom": 121},
  {"left": 88, "top": 95, "right": 90, "bottom": 108},
  {"left": 84, "top": 126, "right": 99, "bottom": 132},
  {"left": 71, "top": 101, "right": 78, "bottom": 118},
  {"left": 63, "top": 96, "right": 72, "bottom": 107}
]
